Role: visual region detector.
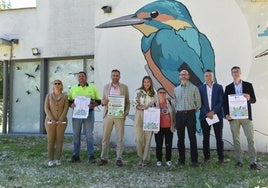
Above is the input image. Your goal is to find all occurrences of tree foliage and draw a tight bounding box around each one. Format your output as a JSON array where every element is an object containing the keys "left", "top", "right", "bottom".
[{"left": 0, "top": 0, "right": 11, "bottom": 10}]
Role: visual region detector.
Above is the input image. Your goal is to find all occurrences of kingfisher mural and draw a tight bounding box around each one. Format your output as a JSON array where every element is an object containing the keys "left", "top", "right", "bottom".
[{"left": 97, "top": 0, "right": 216, "bottom": 97}]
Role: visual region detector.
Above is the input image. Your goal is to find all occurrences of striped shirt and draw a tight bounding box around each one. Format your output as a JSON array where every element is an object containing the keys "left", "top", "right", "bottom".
[{"left": 173, "top": 81, "right": 201, "bottom": 111}]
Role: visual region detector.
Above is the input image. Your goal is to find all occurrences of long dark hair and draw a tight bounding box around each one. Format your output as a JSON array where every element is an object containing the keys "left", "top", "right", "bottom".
[{"left": 138, "top": 76, "right": 155, "bottom": 97}]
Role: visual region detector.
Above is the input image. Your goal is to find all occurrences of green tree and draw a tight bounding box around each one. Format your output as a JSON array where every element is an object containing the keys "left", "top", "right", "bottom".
[{"left": 0, "top": 0, "right": 11, "bottom": 10}]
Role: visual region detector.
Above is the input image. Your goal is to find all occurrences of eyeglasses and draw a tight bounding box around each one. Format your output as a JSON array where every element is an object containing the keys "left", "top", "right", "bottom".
[
  {"left": 158, "top": 91, "right": 166, "bottom": 94},
  {"left": 54, "top": 82, "right": 61, "bottom": 85}
]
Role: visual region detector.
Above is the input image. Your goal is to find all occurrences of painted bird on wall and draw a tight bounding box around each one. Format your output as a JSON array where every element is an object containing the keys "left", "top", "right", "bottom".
[{"left": 97, "top": 0, "right": 216, "bottom": 96}]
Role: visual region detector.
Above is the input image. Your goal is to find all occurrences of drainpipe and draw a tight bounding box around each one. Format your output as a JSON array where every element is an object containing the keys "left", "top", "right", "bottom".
[{"left": 2, "top": 60, "right": 8, "bottom": 134}]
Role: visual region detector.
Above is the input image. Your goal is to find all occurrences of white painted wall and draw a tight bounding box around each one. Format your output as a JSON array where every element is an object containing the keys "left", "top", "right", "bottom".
[
  {"left": 95, "top": 0, "right": 268, "bottom": 153},
  {"left": 0, "top": 0, "right": 95, "bottom": 59}
]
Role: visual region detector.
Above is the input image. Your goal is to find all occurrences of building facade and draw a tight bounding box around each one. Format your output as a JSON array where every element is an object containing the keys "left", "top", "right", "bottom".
[{"left": 1, "top": 0, "right": 268, "bottom": 152}]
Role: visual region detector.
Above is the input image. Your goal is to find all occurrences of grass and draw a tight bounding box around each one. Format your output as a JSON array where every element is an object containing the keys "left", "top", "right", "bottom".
[{"left": 0, "top": 135, "right": 267, "bottom": 188}]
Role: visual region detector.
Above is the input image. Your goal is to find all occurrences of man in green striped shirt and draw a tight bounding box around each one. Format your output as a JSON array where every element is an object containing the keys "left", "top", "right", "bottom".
[{"left": 174, "top": 69, "right": 201, "bottom": 167}]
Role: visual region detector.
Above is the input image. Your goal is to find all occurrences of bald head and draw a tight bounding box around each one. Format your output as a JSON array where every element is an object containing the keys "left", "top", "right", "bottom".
[{"left": 179, "top": 69, "right": 190, "bottom": 84}]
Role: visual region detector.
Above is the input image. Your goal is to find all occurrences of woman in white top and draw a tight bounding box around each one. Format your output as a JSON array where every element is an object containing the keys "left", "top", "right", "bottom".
[{"left": 133, "top": 76, "right": 156, "bottom": 167}]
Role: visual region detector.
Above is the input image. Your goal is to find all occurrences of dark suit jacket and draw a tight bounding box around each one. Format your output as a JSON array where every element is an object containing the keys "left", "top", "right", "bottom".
[
  {"left": 199, "top": 83, "right": 224, "bottom": 120},
  {"left": 223, "top": 81, "right": 256, "bottom": 120}
]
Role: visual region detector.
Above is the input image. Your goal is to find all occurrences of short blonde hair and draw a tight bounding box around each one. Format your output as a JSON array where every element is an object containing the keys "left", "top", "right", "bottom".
[{"left": 52, "top": 79, "right": 63, "bottom": 92}]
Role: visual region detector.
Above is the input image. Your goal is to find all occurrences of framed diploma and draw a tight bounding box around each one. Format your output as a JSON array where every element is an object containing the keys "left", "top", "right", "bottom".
[
  {"left": 228, "top": 94, "right": 248, "bottom": 119},
  {"left": 73, "top": 96, "right": 91, "bottom": 119},
  {"left": 108, "top": 95, "right": 125, "bottom": 118},
  {"left": 143, "top": 107, "right": 160, "bottom": 131}
]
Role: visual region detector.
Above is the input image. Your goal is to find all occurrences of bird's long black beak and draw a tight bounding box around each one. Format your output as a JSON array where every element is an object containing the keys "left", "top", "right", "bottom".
[{"left": 96, "top": 14, "right": 146, "bottom": 28}]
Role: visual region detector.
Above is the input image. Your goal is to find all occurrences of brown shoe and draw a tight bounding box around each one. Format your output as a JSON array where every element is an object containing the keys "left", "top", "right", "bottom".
[
  {"left": 98, "top": 159, "right": 108, "bottom": 166},
  {"left": 116, "top": 159, "right": 123, "bottom": 167},
  {"left": 235, "top": 162, "right": 243, "bottom": 168},
  {"left": 142, "top": 160, "right": 150, "bottom": 167},
  {"left": 250, "top": 163, "right": 261, "bottom": 170}
]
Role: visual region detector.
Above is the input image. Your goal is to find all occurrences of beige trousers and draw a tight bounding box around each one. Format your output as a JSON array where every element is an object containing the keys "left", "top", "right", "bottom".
[
  {"left": 45, "top": 122, "right": 67, "bottom": 161},
  {"left": 229, "top": 119, "right": 256, "bottom": 164},
  {"left": 134, "top": 110, "right": 152, "bottom": 161},
  {"left": 101, "top": 116, "right": 125, "bottom": 160}
]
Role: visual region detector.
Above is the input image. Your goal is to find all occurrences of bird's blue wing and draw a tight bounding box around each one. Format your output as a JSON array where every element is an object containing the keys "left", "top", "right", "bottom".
[
  {"left": 149, "top": 29, "right": 205, "bottom": 86},
  {"left": 199, "top": 33, "right": 216, "bottom": 82},
  {"left": 176, "top": 27, "right": 201, "bottom": 57}
]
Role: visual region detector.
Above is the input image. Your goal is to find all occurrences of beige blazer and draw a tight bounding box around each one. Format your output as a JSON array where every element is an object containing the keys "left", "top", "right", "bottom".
[
  {"left": 44, "top": 93, "right": 69, "bottom": 123},
  {"left": 102, "top": 83, "right": 130, "bottom": 118}
]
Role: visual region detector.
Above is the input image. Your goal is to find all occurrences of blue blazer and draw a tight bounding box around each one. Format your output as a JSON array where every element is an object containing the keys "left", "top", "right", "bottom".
[{"left": 198, "top": 83, "right": 224, "bottom": 120}]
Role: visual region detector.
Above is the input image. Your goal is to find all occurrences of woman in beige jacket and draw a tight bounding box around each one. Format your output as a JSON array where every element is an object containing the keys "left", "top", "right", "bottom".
[{"left": 44, "top": 80, "right": 69, "bottom": 167}]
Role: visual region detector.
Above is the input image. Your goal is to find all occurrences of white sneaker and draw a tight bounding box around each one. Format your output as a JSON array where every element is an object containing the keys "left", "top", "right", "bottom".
[
  {"left": 48, "top": 161, "right": 54, "bottom": 167},
  {"left": 156, "top": 161, "right": 162, "bottom": 167},
  {"left": 55, "top": 160, "right": 61, "bottom": 166},
  {"left": 166, "top": 161, "right": 172, "bottom": 167}
]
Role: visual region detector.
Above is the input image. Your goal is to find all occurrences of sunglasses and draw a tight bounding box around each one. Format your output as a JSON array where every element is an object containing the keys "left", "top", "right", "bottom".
[{"left": 54, "top": 82, "right": 62, "bottom": 85}]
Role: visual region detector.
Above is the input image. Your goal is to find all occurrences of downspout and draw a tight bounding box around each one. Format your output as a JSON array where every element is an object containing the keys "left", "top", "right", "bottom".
[{"left": 2, "top": 59, "right": 8, "bottom": 134}]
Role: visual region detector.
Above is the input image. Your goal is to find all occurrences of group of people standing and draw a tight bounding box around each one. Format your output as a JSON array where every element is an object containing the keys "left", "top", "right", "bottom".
[{"left": 44, "top": 66, "right": 260, "bottom": 170}]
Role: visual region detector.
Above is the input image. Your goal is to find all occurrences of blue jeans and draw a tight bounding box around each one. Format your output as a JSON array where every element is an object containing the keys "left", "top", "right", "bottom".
[{"left": 72, "top": 110, "right": 95, "bottom": 157}]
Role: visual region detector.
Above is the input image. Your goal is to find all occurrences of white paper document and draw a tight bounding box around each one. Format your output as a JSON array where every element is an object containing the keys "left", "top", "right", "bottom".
[
  {"left": 108, "top": 95, "right": 125, "bottom": 118},
  {"left": 228, "top": 94, "right": 248, "bottom": 119},
  {"left": 72, "top": 96, "right": 91, "bottom": 119},
  {"left": 143, "top": 108, "right": 160, "bottom": 131},
  {"left": 206, "top": 114, "right": 220, "bottom": 125}
]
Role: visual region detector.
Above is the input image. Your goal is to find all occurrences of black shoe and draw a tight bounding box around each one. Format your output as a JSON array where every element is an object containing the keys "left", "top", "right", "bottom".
[
  {"left": 250, "top": 163, "right": 261, "bottom": 170},
  {"left": 116, "top": 159, "right": 123, "bottom": 167},
  {"left": 88, "top": 156, "right": 96, "bottom": 163},
  {"left": 71, "top": 155, "right": 80, "bottom": 163},
  {"left": 98, "top": 159, "right": 108, "bottom": 166},
  {"left": 176, "top": 160, "right": 185, "bottom": 167},
  {"left": 235, "top": 162, "right": 243, "bottom": 168},
  {"left": 191, "top": 162, "right": 199, "bottom": 167},
  {"left": 217, "top": 160, "right": 224, "bottom": 165},
  {"left": 204, "top": 159, "right": 210, "bottom": 164}
]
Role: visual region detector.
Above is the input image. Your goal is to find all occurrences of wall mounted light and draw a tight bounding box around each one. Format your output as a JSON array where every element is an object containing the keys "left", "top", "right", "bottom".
[
  {"left": 32, "top": 48, "right": 40, "bottom": 56},
  {"left": 102, "top": 6, "right": 112, "bottom": 13},
  {"left": 11, "top": 39, "right": 19, "bottom": 44}
]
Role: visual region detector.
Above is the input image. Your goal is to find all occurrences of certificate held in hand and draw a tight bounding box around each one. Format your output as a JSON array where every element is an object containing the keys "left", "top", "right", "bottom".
[
  {"left": 108, "top": 95, "right": 125, "bottom": 118},
  {"left": 143, "top": 108, "right": 160, "bottom": 131},
  {"left": 73, "top": 96, "right": 91, "bottom": 119},
  {"left": 228, "top": 94, "right": 248, "bottom": 119}
]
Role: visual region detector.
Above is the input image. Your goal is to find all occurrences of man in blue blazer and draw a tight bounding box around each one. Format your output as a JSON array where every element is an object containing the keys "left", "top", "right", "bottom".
[
  {"left": 223, "top": 66, "right": 259, "bottom": 170},
  {"left": 199, "top": 69, "right": 224, "bottom": 164}
]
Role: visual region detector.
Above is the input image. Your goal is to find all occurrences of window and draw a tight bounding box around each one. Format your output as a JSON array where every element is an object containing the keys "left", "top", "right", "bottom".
[{"left": 0, "top": 0, "right": 36, "bottom": 10}]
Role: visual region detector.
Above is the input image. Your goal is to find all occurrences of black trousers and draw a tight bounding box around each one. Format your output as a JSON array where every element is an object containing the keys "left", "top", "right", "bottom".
[
  {"left": 201, "top": 119, "right": 224, "bottom": 161},
  {"left": 154, "top": 128, "right": 173, "bottom": 161},
  {"left": 176, "top": 111, "right": 198, "bottom": 163}
]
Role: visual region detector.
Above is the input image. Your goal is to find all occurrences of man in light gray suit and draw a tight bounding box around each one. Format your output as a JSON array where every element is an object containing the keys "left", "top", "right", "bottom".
[{"left": 98, "top": 69, "right": 130, "bottom": 167}]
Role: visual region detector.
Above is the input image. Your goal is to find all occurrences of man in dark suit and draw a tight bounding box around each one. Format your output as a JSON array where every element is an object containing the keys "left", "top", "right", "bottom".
[
  {"left": 224, "top": 66, "right": 259, "bottom": 170},
  {"left": 199, "top": 70, "right": 224, "bottom": 164}
]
